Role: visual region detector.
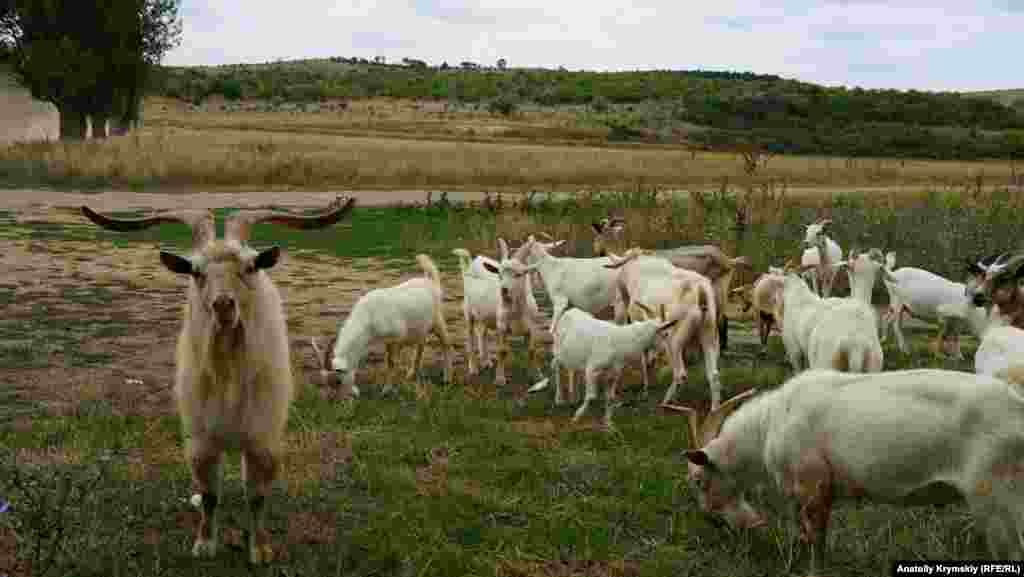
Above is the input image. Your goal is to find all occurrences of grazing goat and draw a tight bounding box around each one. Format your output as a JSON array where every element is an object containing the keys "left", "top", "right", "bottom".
[
  {"left": 882, "top": 252, "right": 1002, "bottom": 358},
  {"left": 776, "top": 270, "right": 883, "bottom": 373},
  {"left": 604, "top": 249, "right": 723, "bottom": 408},
  {"left": 527, "top": 303, "right": 678, "bottom": 429},
  {"left": 729, "top": 266, "right": 785, "bottom": 354},
  {"left": 521, "top": 236, "right": 625, "bottom": 334},
  {"left": 325, "top": 254, "right": 454, "bottom": 398},
  {"left": 936, "top": 299, "right": 1020, "bottom": 379},
  {"left": 81, "top": 197, "right": 356, "bottom": 564},
  {"left": 968, "top": 251, "right": 1024, "bottom": 331},
  {"left": 800, "top": 218, "right": 843, "bottom": 297},
  {"left": 667, "top": 369, "right": 1024, "bottom": 576},
  {"left": 479, "top": 239, "right": 554, "bottom": 387}
]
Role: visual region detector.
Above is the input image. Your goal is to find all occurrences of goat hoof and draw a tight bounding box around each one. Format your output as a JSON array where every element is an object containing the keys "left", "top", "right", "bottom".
[
  {"left": 192, "top": 538, "right": 218, "bottom": 558},
  {"left": 249, "top": 544, "right": 274, "bottom": 565}
]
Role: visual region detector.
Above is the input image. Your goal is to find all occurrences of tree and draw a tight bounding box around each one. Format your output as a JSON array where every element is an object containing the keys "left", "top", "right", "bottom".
[{"left": 0, "top": 0, "right": 181, "bottom": 139}]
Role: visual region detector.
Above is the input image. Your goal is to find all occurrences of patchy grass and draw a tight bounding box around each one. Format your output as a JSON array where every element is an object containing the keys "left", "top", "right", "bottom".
[
  {"left": 0, "top": 96, "right": 1021, "bottom": 192},
  {"left": 0, "top": 190, "right": 1014, "bottom": 576}
]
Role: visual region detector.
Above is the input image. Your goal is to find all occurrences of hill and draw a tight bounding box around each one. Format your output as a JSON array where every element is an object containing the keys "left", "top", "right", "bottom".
[
  {"left": 964, "top": 88, "right": 1024, "bottom": 109},
  {"left": 148, "top": 58, "right": 1024, "bottom": 161}
]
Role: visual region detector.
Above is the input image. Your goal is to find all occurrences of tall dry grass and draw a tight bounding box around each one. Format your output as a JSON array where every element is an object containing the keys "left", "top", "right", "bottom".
[{"left": 1, "top": 96, "right": 1022, "bottom": 192}]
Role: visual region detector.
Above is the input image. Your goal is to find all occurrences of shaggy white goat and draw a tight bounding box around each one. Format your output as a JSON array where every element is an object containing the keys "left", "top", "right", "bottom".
[
  {"left": 81, "top": 197, "right": 356, "bottom": 564},
  {"left": 527, "top": 303, "right": 678, "bottom": 429},
  {"left": 324, "top": 253, "right": 453, "bottom": 399},
  {"left": 881, "top": 252, "right": 1001, "bottom": 358},
  {"left": 522, "top": 236, "right": 625, "bottom": 333},
  {"left": 776, "top": 270, "right": 883, "bottom": 373},
  {"left": 604, "top": 249, "right": 723, "bottom": 408},
  {"left": 668, "top": 369, "right": 1024, "bottom": 575},
  {"left": 800, "top": 218, "right": 843, "bottom": 297}
]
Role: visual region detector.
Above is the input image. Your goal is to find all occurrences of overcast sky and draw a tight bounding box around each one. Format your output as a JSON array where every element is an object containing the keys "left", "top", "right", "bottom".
[{"left": 164, "top": 1, "right": 1024, "bottom": 92}]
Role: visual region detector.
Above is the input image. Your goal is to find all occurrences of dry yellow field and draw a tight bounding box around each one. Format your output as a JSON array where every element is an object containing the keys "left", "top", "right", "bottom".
[{"left": 1, "top": 95, "right": 1021, "bottom": 194}]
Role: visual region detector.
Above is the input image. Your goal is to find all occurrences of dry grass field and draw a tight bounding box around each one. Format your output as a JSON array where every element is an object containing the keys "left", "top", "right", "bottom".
[{"left": 1, "top": 95, "right": 1022, "bottom": 194}]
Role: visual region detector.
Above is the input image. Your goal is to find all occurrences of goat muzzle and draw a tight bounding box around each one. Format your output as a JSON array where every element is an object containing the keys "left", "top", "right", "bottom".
[{"left": 212, "top": 295, "right": 237, "bottom": 326}]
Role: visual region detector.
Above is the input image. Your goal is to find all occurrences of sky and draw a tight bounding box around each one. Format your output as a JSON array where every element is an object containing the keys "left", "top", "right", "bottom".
[{"left": 164, "top": 0, "right": 1024, "bottom": 92}]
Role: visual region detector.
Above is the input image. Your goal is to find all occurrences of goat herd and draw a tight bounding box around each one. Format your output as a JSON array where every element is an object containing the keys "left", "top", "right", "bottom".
[{"left": 78, "top": 197, "right": 1024, "bottom": 574}]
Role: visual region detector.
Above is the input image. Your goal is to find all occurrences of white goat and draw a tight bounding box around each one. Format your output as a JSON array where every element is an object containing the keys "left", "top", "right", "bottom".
[
  {"left": 881, "top": 252, "right": 997, "bottom": 359},
  {"left": 800, "top": 218, "right": 843, "bottom": 297},
  {"left": 325, "top": 254, "right": 453, "bottom": 399},
  {"left": 452, "top": 248, "right": 502, "bottom": 377},
  {"left": 479, "top": 238, "right": 556, "bottom": 387},
  {"left": 776, "top": 270, "right": 883, "bottom": 373},
  {"left": 669, "top": 369, "right": 1024, "bottom": 576},
  {"left": 937, "top": 299, "right": 1020, "bottom": 379},
  {"left": 522, "top": 236, "right": 625, "bottom": 333},
  {"left": 81, "top": 197, "right": 356, "bottom": 564},
  {"left": 527, "top": 303, "right": 678, "bottom": 429},
  {"left": 603, "top": 249, "right": 723, "bottom": 407}
]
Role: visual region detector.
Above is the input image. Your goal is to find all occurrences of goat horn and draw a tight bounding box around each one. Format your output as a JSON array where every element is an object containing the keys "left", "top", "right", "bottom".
[
  {"left": 698, "top": 388, "right": 760, "bottom": 446},
  {"left": 537, "top": 231, "right": 554, "bottom": 240},
  {"left": 82, "top": 205, "right": 215, "bottom": 253},
  {"left": 660, "top": 404, "right": 701, "bottom": 450},
  {"left": 225, "top": 196, "right": 355, "bottom": 244}
]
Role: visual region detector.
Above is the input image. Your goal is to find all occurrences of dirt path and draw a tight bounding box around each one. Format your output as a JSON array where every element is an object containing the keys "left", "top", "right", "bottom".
[{"left": 0, "top": 185, "right": 911, "bottom": 212}]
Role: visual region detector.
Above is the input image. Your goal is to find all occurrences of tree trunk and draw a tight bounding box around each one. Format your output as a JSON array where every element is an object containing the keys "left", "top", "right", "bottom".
[
  {"left": 90, "top": 112, "right": 109, "bottom": 139},
  {"left": 58, "top": 107, "right": 88, "bottom": 141}
]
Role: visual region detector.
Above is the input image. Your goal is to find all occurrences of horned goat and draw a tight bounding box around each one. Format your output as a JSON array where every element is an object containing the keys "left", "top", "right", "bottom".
[
  {"left": 81, "top": 196, "right": 356, "bottom": 564},
  {"left": 882, "top": 252, "right": 1004, "bottom": 358},
  {"left": 521, "top": 236, "right": 625, "bottom": 334},
  {"left": 776, "top": 269, "right": 883, "bottom": 373},
  {"left": 667, "top": 369, "right": 1024, "bottom": 576},
  {"left": 604, "top": 249, "right": 723, "bottom": 408},
  {"left": 937, "top": 299, "right": 1020, "bottom": 379},
  {"left": 800, "top": 218, "right": 843, "bottom": 297},
  {"left": 527, "top": 303, "right": 678, "bottom": 429},
  {"left": 479, "top": 238, "right": 557, "bottom": 387},
  {"left": 319, "top": 254, "right": 454, "bottom": 399},
  {"left": 968, "top": 251, "right": 1024, "bottom": 331}
]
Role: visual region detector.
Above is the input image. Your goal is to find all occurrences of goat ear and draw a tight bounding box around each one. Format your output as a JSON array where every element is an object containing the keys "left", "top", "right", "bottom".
[
  {"left": 686, "top": 450, "right": 714, "bottom": 468},
  {"left": 160, "top": 251, "right": 194, "bottom": 275},
  {"left": 254, "top": 246, "right": 281, "bottom": 270},
  {"left": 482, "top": 261, "right": 500, "bottom": 275},
  {"left": 657, "top": 318, "right": 680, "bottom": 333},
  {"left": 498, "top": 238, "right": 510, "bottom": 261},
  {"left": 592, "top": 222, "right": 604, "bottom": 234}
]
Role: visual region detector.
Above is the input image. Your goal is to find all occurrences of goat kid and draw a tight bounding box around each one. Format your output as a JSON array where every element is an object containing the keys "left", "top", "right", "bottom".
[
  {"left": 81, "top": 197, "right": 356, "bottom": 564},
  {"left": 325, "top": 254, "right": 453, "bottom": 399},
  {"left": 527, "top": 302, "right": 678, "bottom": 429}
]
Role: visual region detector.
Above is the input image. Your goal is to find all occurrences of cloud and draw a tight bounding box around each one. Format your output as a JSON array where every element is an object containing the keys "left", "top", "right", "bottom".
[{"left": 163, "top": 0, "right": 1024, "bottom": 91}]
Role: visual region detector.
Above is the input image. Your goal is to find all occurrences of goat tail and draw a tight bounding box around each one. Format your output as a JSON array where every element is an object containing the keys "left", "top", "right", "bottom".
[
  {"left": 451, "top": 248, "right": 473, "bottom": 275},
  {"left": 417, "top": 253, "right": 442, "bottom": 288}
]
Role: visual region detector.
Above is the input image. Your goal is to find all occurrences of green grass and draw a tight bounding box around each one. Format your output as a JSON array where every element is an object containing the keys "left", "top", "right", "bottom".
[{"left": 0, "top": 191, "right": 1013, "bottom": 576}]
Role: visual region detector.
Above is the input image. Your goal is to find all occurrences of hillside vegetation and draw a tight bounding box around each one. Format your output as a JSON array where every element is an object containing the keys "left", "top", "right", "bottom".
[{"left": 151, "top": 58, "right": 1024, "bottom": 161}]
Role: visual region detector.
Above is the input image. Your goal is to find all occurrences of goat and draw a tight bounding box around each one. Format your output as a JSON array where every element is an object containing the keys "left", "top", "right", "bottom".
[
  {"left": 590, "top": 216, "right": 626, "bottom": 258},
  {"left": 729, "top": 266, "right": 785, "bottom": 354},
  {"left": 479, "top": 238, "right": 554, "bottom": 387},
  {"left": 604, "top": 249, "right": 723, "bottom": 408},
  {"left": 527, "top": 303, "right": 678, "bottom": 429},
  {"left": 81, "top": 196, "right": 356, "bottom": 564},
  {"left": 800, "top": 218, "right": 843, "bottom": 297},
  {"left": 668, "top": 369, "right": 1024, "bottom": 576},
  {"left": 968, "top": 251, "right": 1024, "bottom": 331},
  {"left": 775, "top": 269, "right": 883, "bottom": 373},
  {"left": 521, "top": 236, "right": 625, "bottom": 334},
  {"left": 324, "top": 254, "right": 453, "bottom": 399},
  {"left": 936, "top": 299, "right": 1020, "bottom": 379},
  {"left": 882, "top": 252, "right": 1004, "bottom": 358},
  {"left": 452, "top": 248, "right": 502, "bottom": 377}
]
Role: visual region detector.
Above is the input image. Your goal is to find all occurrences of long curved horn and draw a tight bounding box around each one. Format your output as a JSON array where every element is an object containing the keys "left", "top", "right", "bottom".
[
  {"left": 660, "top": 403, "right": 701, "bottom": 450},
  {"left": 698, "top": 387, "right": 759, "bottom": 446},
  {"left": 82, "top": 206, "right": 215, "bottom": 252},
  {"left": 225, "top": 196, "right": 355, "bottom": 244}
]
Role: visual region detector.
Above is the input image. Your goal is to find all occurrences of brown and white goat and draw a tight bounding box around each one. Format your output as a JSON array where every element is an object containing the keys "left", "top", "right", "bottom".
[
  {"left": 968, "top": 251, "right": 1024, "bottom": 330},
  {"left": 81, "top": 197, "right": 355, "bottom": 564}
]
